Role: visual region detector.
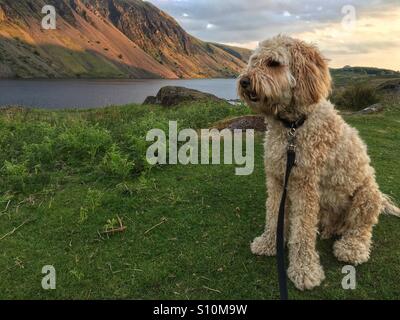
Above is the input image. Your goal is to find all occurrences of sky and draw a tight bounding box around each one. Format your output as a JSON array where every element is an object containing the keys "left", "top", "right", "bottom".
[{"left": 150, "top": 0, "right": 400, "bottom": 70}]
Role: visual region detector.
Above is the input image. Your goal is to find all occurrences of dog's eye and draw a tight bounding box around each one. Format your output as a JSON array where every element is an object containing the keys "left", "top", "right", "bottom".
[{"left": 267, "top": 60, "right": 281, "bottom": 67}]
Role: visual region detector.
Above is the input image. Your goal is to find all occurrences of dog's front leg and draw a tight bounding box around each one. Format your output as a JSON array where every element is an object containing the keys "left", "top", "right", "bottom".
[
  {"left": 251, "top": 176, "right": 282, "bottom": 256},
  {"left": 287, "top": 177, "right": 325, "bottom": 290}
]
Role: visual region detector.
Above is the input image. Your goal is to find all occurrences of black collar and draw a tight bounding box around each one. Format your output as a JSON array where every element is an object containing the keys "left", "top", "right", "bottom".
[{"left": 276, "top": 114, "right": 307, "bottom": 129}]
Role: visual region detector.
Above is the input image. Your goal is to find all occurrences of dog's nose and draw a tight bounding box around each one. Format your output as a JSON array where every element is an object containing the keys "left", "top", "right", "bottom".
[{"left": 240, "top": 77, "right": 251, "bottom": 89}]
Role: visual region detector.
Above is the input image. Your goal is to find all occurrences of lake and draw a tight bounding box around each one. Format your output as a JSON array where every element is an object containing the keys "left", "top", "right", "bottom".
[{"left": 0, "top": 78, "right": 239, "bottom": 109}]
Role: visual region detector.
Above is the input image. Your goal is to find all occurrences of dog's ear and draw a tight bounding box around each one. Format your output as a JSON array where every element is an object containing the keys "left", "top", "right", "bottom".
[{"left": 290, "top": 40, "right": 331, "bottom": 106}]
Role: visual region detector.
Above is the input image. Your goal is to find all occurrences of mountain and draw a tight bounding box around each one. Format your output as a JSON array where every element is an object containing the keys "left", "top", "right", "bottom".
[
  {"left": 331, "top": 66, "right": 400, "bottom": 77},
  {"left": 330, "top": 66, "right": 400, "bottom": 87},
  {"left": 0, "top": 0, "right": 252, "bottom": 79},
  {"left": 210, "top": 43, "right": 253, "bottom": 64}
]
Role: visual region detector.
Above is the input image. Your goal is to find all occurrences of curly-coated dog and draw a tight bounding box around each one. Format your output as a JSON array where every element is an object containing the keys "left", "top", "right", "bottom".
[{"left": 238, "top": 35, "right": 400, "bottom": 291}]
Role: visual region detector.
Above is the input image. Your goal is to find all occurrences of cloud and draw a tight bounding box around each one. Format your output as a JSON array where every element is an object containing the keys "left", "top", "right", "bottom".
[{"left": 150, "top": 0, "right": 400, "bottom": 69}]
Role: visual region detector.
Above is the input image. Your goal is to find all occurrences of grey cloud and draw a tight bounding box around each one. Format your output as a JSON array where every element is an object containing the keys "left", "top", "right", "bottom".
[
  {"left": 324, "top": 40, "right": 400, "bottom": 56},
  {"left": 150, "top": 0, "right": 399, "bottom": 44}
]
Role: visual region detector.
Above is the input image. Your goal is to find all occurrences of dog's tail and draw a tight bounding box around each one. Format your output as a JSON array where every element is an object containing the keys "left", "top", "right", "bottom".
[{"left": 382, "top": 194, "right": 400, "bottom": 217}]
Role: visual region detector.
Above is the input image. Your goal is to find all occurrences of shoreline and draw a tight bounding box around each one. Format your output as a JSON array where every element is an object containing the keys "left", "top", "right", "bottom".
[{"left": 0, "top": 79, "right": 239, "bottom": 109}]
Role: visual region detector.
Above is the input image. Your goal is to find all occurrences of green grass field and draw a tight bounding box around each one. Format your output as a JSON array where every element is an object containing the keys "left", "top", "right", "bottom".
[{"left": 0, "top": 97, "right": 399, "bottom": 300}]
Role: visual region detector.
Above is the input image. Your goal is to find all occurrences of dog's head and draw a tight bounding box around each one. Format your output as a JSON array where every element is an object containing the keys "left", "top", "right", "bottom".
[{"left": 238, "top": 35, "right": 331, "bottom": 116}]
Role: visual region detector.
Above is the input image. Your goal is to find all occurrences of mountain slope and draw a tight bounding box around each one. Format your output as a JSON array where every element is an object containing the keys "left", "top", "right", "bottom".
[
  {"left": 210, "top": 43, "right": 253, "bottom": 64},
  {"left": 0, "top": 0, "right": 252, "bottom": 79}
]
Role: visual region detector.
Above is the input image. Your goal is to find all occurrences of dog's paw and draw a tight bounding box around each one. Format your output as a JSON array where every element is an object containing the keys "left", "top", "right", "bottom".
[
  {"left": 287, "top": 261, "right": 325, "bottom": 291},
  {"left": 250, "top": 235, "right": 276, "bottom": 256},
  {"left": 333, "top": 237, "right": 371, "bottom": 265}
]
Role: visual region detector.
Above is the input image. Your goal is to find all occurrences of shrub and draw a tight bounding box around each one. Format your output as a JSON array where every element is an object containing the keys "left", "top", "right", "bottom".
[
  {"left": 132, "top": 112, "right": 169, "bottom": 135},
  {"left": 54, "top": 123, "right": 112, "bottom": 164},
  {"left": 0, "top": 122, "right": 55, "bottom": 162},
  {"left": 79, "top": 188, "right": 104, "bottom": 223},
  {"left": 22, "top": 137, "right": 54, "bottom": 168},
  {"left": 1, "top": 160, "right": 29, "bottom": 192},
  {"left": 333, "top": 83, "right": 380, "bottom": 111},
  {"left": 115, "top": 176, "right": 151, "bottom": 196},
  {"left": 127, "top": 135, "right": 151, "bottom": 173},
  {"left": 100, "top": 144, "right": 134, "bottom": 178},
  {"left": 2, "top": 160, "right": 28, "bottom": 177}
]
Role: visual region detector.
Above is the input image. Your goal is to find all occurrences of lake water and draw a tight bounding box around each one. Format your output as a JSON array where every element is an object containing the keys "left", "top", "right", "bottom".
[{"left": 0, "top": 78, "right": 239, "bottom": 109}]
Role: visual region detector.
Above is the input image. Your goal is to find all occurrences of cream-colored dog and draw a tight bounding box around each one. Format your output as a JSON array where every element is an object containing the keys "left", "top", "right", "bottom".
[{"left": 238, "top": 35, "right": 400, "bottom": 290}]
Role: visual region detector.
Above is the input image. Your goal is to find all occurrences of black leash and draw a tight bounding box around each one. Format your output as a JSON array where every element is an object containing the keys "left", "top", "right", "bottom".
[{"left": 275, "top": 114, "right": 306, "bottom": 300}]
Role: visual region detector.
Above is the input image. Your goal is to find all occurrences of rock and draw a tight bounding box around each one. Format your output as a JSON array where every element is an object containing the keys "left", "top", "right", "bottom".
[
  {"left": 213, "top": 115, "right": 267, "bottom": 132},
  {"left": 227, "top": 99, "right": 242, "bottom": 105},
  {"left": 143, "top": 96, "right": 157, "bottom": 105},
  {"left": 143, "top": 86, "right": 226, "bottom": 107},
  {"left": 357, "top": 103, "right": 384, "bottom": 114}
]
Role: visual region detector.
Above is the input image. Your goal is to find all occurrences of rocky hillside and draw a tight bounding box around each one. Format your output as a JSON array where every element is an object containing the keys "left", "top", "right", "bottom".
[{"left": 0, "top": 0, "right": 252, "bottom": 79}]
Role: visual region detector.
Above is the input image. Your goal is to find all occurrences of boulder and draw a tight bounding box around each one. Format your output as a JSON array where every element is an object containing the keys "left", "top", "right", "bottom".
[
  {"left": 143, "top": 96, "right": 157, "bottom": 105},
  {"left": 143, "top": 86, "right": 226, "bottom": 107},
  {"left": 227, "top": 99, "right": 242, "bottom": 105},
  {"left": 213, "top": 115, "right": 266, "bottom": 132},
  {"left": 356, "top": 103, "right": 384, "bottom": 114}
]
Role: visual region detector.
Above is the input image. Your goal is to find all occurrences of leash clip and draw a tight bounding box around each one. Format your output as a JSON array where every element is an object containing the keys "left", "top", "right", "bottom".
[{"left": 287, "top": 127, "right": 297, "bottom": 152}]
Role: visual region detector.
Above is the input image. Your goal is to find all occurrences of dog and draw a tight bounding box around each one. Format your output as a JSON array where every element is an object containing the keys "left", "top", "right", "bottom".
[{"left": 237, "top": 35, "right": 400, "bottom": 290}]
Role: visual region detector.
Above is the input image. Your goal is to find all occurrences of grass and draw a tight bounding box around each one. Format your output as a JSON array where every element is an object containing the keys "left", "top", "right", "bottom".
[{"left": 0, "top": 97, "right": 399, "bottom": 300}]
